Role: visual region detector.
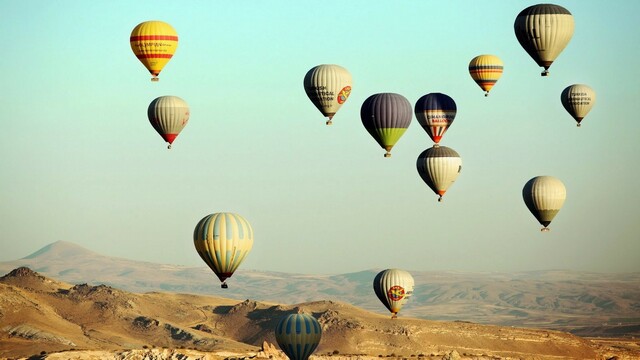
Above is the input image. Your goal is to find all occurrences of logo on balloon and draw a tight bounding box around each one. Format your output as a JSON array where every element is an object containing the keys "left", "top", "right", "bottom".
[
  {"left": 337, "top": 86, "right": 351, "bottom": 104},
  {"left": 387, "top": 285, "right": 405, "bottom": 301}
]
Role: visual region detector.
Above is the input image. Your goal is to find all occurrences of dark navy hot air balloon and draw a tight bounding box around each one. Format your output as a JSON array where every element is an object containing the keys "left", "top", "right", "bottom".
[
  {"left": 275, "top": 313, "right": 322, "bottom": 360},
  {"left": 414, "top": 93, "right": 457, "bottom": 145}
]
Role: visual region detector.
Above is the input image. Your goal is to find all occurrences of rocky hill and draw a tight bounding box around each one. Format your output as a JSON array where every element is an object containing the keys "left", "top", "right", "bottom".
[
  {"left": 1, "top": 267, "right": 639, "bottom": 359},
  {"left": 1, "top": 241, "right": 640, "bottom": 337}
]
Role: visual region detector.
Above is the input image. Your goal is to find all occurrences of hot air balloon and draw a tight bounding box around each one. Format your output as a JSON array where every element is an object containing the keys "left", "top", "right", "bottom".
[
  {"left": 193, "top": 212, "right": 254, "bottom": 288},
  {"left": 303, "top": 64, "right": 352, "bottom": 125},
  {"left": 416, "top": 146, "right": 462, "bottom": 202},
  {"left": 414, "top": 93, "right": 457, "bottom": 145},
  {"left": 561, "top": 84, "right": 596, "bottom": 127},
  {"left": 130, "top": 21, "right": 178, "bottom": 81},
  {"left": 514, "top": 4, "right": 574, "bottom": 76},
  {"left": 360, "top": 93, "right": 412, "bottom": 158},
  {"left": 468, "top": 55, "right": 504, "bottom": 96},
  {"left": 275, "top": 313, "right": 322, "bottom": 360},
  {"left": 522, "top": 176, "right": 566, "bottom": 232},
  {"left": 147, "top": 96, "right": 190, "bottom": 149},
  {"left": 373, "top": 269, "right": 414, "bottom": 319}
]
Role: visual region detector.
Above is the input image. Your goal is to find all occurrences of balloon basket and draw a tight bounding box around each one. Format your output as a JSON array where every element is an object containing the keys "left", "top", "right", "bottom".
[
  {"left": 541, "top": 227, "right": 550, "bottom": 232},
  {"left": 151, "top": 77, "right": 159, "bottom": 82},
  {"left": 437, "top": 196, "right": 443, "bottom": 202},
  {"left": 484, "top": 93, "right": 489, "bottom": 97},
  {"left": 221, "top": 282, "right": 228, "bottom": 289},
  {"left": 167, "top": 144, "right": 172, "bottom": 149},
  {"left": 326, "top": 120, "right": 333, "bottom": 125},
  {"left": 384, "top": 153, "right": 391, "bottom": 158},
  {"left": 541, "top": 70, "right": 549, "bottom": 77},
  {"left": 577, "top": 123, "right": 581, "bottom": 127}
]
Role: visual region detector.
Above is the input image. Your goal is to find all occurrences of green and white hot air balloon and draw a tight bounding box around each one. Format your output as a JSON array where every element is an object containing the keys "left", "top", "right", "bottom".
[{"left": 522, "top": 176, "right": 567, "bottom": 231}]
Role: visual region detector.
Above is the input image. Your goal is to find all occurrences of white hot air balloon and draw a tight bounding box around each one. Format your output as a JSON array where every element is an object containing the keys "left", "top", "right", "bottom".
[
  {"left": 522, "top": 176, "right": 567, "bottom": 231},
  {"left": 147, "top": 96, "right": 190, "bottom": 149},
  {"left": 373, "top": 269, "right": 414, "bottom": 319},
  {"left": 561, "top": 84, "right": 596, "bottom": 127},
  {"left": 514, "top": 4, "right": 575, "bottom": 76},
  {"left": 303, "top": 64, "right": 352, "bottom": 125},
  {"left": 416, "top": 146, "right": 462, "bottom": 202}
]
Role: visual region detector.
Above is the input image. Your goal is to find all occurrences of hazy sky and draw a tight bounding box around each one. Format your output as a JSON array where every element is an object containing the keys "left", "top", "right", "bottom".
[{"left": 1, "top": 1, "right": 639, "bottom": 274}]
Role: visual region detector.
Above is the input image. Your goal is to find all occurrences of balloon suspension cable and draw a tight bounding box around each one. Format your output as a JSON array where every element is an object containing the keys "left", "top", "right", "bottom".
[{"left": 541, "top": 227, "right": 550, "bottom": 232}]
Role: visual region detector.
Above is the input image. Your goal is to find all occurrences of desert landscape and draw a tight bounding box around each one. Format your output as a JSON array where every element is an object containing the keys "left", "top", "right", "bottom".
[{"left": 1, "top": 266, "right": 639, "bottom": 360}]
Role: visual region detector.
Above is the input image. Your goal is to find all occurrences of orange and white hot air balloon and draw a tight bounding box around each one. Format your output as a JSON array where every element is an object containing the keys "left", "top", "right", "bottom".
[
  {"left": 130, "top": 21, "right": 178, "bottom": 81},
  {"left": 468, "top": 55, "right": 504, "bottom": 96}
]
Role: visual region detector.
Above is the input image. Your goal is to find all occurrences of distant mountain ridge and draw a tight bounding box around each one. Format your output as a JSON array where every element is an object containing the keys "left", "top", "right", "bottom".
[
  {"left": 1, "top": 241, "right": 639, "bottom": 337},
  {"left": 0, "top": 268, "right": 622, "bottom": 359}
]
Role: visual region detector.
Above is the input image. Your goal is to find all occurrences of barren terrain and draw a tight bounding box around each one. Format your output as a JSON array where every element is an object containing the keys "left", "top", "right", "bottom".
[{"left": 1, "top": 267, "right": 639, "bottom": 360}]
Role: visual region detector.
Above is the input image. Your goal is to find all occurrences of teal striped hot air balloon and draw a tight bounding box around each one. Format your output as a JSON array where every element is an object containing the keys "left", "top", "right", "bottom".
[
  {"left": 275, "top": 313, "right": 322, "bottom": 360},
  {"left": 193, "top": 212, "right": 254, "bottom": 288}
]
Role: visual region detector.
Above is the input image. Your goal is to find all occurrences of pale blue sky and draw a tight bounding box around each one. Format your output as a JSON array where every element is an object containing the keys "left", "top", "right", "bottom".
[{"left": 1, "top": 1, "right": 639, "bottom": 274}]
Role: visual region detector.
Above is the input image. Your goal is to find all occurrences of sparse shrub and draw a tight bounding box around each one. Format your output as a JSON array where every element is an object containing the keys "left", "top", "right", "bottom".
[
  {"left": 333, "top": 350, "right": 339, "bottom": 355},
  {"left": 142, "top": 345, "right": 148, "bottom": 349},
  {"left": 40, "top": 351, "right": 47, "bottom": 355}
]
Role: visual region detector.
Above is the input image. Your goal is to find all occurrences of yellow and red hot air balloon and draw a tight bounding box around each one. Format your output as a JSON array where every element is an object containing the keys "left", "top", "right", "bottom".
[
  {"left": 468, "top": 55, "right": 504, "bottom": 96},
  {"left": 130, "top": 21, "right": 178, "bottom": 81}
]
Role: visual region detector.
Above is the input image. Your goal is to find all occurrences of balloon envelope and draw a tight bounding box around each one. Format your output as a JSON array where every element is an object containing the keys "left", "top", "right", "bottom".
[
  {"left": 275, "top": 313, "right": 322, "bottom": 360},
  {"left": 193, "top": 212, "right": 254, "bottom": 286},
  {"left": 373, "top": 269, "right": 414, "bottom": 318},
  {"left": 514, "top": 4, "right": 574, "bottom": 76},
  {"left": 360, "top": 93, "right": 412, "bottom": 157},
  {"left": 522, "top": 176, "right": 567, "bottom": 231},
  {"left": 416, "top": 146, "right": 462, "bottom": 201},
  {"left": 147, "top": 96, "right": 190, "bottom": 149},
  {"left": 303, "top": 64, "right": 352, "bottom": 125},
  {"left": 414, "top": 93, "right": 457, "bottom": 144},
  {"left": 561, "top": 84, "right": 596, "bottom": 126},
  {"left": 130, "top": 21, "right": 178, "bottom": 81},
  {"left": 468, "top": 55, "right": 504, "bottom": 96}
]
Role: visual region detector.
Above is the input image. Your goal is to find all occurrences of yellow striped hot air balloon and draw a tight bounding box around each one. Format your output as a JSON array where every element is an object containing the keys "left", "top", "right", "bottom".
[
  {"left": 193, "top": 212, "right": 254, "bottom": 288},
  {"left": 468, "top": 55, "right": 504, "bottom": 96},
  {"left": 130, "top": 21, "right": 178, "bottom": 81}
]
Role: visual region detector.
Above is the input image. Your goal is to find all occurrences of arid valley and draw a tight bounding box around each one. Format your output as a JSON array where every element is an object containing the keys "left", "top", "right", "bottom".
[{"left": 1, "top": 242, "right": 639, "bottom": 359}]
